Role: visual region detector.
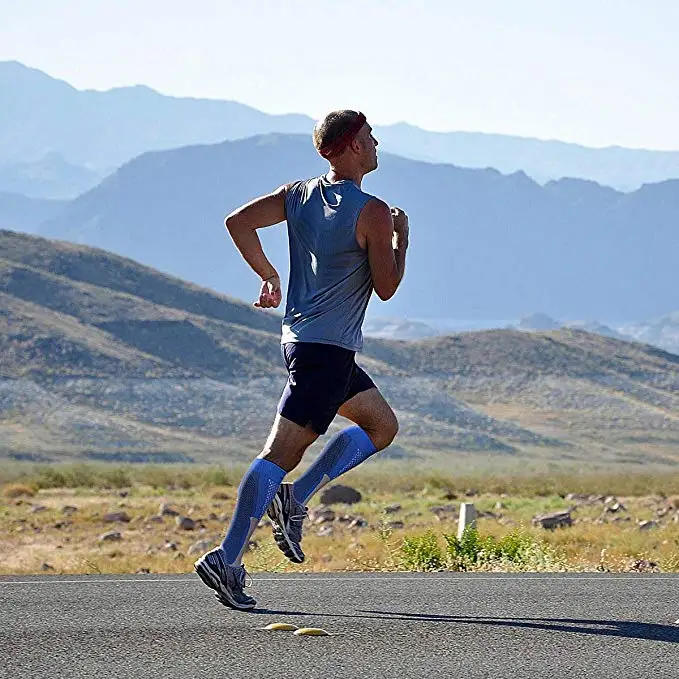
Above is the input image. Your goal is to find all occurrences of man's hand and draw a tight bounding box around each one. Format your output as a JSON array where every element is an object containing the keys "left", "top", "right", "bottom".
[
  {"left": 390, "top": 207, "right": 409, "bottom": 247},
  {"left": 254, "top": 274, "right": 282, "bottom": 309}
]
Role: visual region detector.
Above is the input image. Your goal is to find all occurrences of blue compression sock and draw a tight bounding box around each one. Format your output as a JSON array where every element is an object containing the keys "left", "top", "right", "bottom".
[
  {"left": 292, "top": 426, "right": 377, "bottom": 505},
  {"left": 221, "top": 458, "right": 286, "bottom": 565}
]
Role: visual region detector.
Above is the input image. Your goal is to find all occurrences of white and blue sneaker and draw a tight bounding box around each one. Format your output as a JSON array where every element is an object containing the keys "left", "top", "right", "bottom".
[
  {"left": 193, "top": 548, "right": 256, "bottom": 610},
  {"left": 267, "top": 482, "right": 307, "bottom": 564}
]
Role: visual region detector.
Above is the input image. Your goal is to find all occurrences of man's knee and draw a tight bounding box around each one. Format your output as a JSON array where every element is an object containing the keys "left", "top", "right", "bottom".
[{"left": 370, "top": 411, "right": 399, "bottom": 451}]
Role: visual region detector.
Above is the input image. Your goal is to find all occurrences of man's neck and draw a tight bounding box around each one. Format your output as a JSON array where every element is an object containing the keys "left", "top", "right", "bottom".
[{"left": 326, "top": 166, "right": 364, "bottom": 188}]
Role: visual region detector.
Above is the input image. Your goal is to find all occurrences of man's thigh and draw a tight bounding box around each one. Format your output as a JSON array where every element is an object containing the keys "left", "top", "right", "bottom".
[
  {"left": 259, "top": 413, "right": 319, "bottom": 471},
  {"left": 337, "top": 387, "right": 398, "bottom": 444}
]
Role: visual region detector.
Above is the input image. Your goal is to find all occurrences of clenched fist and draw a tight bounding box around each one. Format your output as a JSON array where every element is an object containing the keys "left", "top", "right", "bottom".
[
  {"left": 390, "top": 207, "right": 409, "bottom": 247},
  {"left": 254, "top": 274, "right": 282, "bottom": 309}
]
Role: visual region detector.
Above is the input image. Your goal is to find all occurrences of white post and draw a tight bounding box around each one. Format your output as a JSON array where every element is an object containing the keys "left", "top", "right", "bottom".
[{"left": 457, "top": 502, "right": 477, "bottom": 539}]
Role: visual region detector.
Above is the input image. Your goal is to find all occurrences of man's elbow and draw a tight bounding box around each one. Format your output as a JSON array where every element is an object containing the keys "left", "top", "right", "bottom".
[{"left": 374, "top": 282, "right": 398, "bottom": 301}]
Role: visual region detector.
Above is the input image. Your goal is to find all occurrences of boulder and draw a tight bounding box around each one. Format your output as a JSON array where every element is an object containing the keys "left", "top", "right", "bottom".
[
  {"left": 103, "top": 511, "right": 130, "bottom": 523},
  {"left": 319, "top": 485, "right": 362, "bottom": 505},
  {"left": 638, "top": 520, "right": 659, "bottom": 531},
  {"left": 159, "top": 503, "right": 179, "bottom": 517},
  {"left": 175, "top": 516, "right": 196, "bottom": 531},
  {"left": 532, "top": 511, "right": 572, "bottom": 530},
  {"left": 187, "top": 539, "right": 215, "bottom": 555},
  {"left": 309, "top": 507, "right": 336, "bottom": 525}
]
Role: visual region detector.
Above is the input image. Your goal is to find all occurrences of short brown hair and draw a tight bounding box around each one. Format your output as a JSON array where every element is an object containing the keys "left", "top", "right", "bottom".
[{"left": 313, "top": 110, "right": 362, "bottom": 153}]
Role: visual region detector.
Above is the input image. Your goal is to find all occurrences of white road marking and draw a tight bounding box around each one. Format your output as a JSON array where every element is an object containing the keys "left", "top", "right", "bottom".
[{"left": 0, "top": 574, "right": 677, "bottom": 586}]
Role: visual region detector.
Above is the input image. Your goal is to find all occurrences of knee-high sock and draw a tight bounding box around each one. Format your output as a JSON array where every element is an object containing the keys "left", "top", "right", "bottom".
[
  {"left": 221, "top": 458, "right": 286, "bottom": 565},
  {"left": 292, "top": 425, "right": 377, "bottom": 505}
]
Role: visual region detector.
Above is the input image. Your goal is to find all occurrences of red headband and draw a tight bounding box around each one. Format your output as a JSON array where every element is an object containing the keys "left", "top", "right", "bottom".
[{"left": 319, "top": 113, "right": 367, "bottom": 159}]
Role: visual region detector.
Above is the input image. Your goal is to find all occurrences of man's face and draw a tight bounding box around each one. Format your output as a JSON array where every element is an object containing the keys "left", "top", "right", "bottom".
[{"left": 356, "top": 123, "right": 379, "bottom": 173}]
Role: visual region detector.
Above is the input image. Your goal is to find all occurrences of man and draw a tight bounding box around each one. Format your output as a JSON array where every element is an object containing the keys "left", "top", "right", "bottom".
[{"left": 194, "top": 110, "right": 409, "bottom": 610}]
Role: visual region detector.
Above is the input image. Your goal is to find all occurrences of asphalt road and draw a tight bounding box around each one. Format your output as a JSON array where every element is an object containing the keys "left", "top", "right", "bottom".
[{"left": 1, "top": 573, "right": 678, "bottom": 679}]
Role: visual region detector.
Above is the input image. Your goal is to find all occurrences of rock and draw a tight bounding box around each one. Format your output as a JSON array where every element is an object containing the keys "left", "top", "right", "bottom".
[
  {"left": 384, "top": 504, "right": 402, "bottom": 514},
  {"left": 532, "top": 511, "right": 572, "bottom": 530},
  {"left": 317, "top": 525, "right": 334, "bottom": 537},
  {"left": 30, "top": 505, "right": 47, "bottom": 513},
  {"left": 630, "top": 559, "right": 659, "bottom": 572},
  {"left": 118, "top": 490, "right": 129, "bottom": 498},
  {"left": 208, "top": 513, "right": 219, "bottom": 521},
  {"left": 348, "top": 517, "right": 368, "bottom": 529},
  {"left": 103, "top": 511, "right": 130, "bottom": 523},
  {"left": 40, "top": 563, "right": 54, "bottom": 572},
  {"left": 429, "top": 504, "right": 456, "bottom": 517},
  {"left": 100, "top": 531, "right": 122, "bottom": 542},
  {"left": 442, "top": 490, "right": 457, "bottom": 500},
  {"left": 604, "top": 496, "right": 618, "bottom": 506},
  {"left": 136, "top": 568, "right": 151, "bottom": 574},
  {"left": 147, "top": 515, "right": 164, "bottom": 524},
  {"left": 656, "top": 507, "right": 671, "bottom": 518},
  {"left": 386, "top": 520, "right": 405, "bottom": 530},
  {"left": 247, "top": 540, "right": 259, "bottom": 552},
  {"left": 673, "top": 513, "right": 679, "bottom": 524},
  {"left": 211, "top": 491, "right": 230, "bottom": 500},
  {"left": 319, "top": 485, "right": 362, "bottom": 505},
  {"left": 61, "top": 505, "right": 78, "bottom": 514},
  {"left": 465, "top": 488, "right": 478, "bottom": 497},
  {"left": 159, "top": 503, "right": 179, "bottom": 517},
  {"left": 187, "top": 539, "right": 214, "bottom": 555},
  {"left": 163, "top": 541, "right": 178, "bottom": 551},
  {"left": 175, "top": 516, "right": 196, "bottom": 530},
  {"left": 309, "top": 507, "right": 336, "bottom": 525},
  {"left": 218, "top": 513, "right": 230, "bottom": 523},
  {"left": 604, "top": 502, "right": 626, "bottom": 513},
  {"left": 495, "top": 501, "right": 506, "bottom": 510},
  {"left": 638, "top": 520, "right": 659, "bottom": 531}
]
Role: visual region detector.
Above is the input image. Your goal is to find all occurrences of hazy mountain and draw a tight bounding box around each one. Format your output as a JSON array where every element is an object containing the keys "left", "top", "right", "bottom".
[
  {"left": 39, "top": 133, "right": 679, "bottom": 322},
  {"left": 0, "top": 153, "right": 103, "bottom": 199},
  {"left": 0, "top": 191, "right": 67, "bottom": 234},
  {"left": 378, "top": 123, "right": 679, "bottom": 191},
  {"left": 2, "top": 230, "right": 679, "bottom": 467},
  {"left": 621, "top": 312, "right": 679, "bottom": 356},
  {"left": 0, "top": 61, "right": 310, "bottom": 171},
  {"left": 5, "top": 61, "right": 679, "bottom": 192}
]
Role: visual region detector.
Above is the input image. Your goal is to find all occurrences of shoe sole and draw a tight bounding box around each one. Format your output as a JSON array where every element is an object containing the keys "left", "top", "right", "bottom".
[
  {"left": 268, "top": 495, "right": 305, "bottom": 564},
  {"left": 193, "top": 557, "right": 256, "bottom": 610}
]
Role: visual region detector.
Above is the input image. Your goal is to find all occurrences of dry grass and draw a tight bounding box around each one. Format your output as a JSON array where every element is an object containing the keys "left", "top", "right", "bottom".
[
  {"left": 1, "top": 469, "right": 677, "bottom": 576},
  {"left": 2, "top": 483, "right": 36, "bottom": 499}
]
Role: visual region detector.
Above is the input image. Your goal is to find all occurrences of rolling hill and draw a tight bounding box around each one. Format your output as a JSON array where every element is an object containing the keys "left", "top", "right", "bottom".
[
  {"left": 2, "top": 230, "right": 679, "bottom": 469},
  {"left": 37, "top": 133, "right": 679, "bottom": 322}
]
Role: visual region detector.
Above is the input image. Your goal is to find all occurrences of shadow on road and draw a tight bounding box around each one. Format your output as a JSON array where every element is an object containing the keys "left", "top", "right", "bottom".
[{"left": 252, "top": 608, "right": 679, "bottom": 643}]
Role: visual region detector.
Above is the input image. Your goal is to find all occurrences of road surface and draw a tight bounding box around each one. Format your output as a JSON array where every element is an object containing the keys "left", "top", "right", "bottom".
[{"left": 1, "top": 572, "right": 678, "bottom": 678}]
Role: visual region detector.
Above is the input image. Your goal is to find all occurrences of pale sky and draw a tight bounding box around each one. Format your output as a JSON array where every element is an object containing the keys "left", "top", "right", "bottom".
[{"left": 2, "top": 0, "right": 678, "bottom": 150}]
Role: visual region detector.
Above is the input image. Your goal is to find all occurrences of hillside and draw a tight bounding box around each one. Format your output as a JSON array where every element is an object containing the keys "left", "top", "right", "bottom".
[
  {"left": 38, "top": 133, "right": 679, "bottom": 322},
  {"left": 0, "top": 191, "right": 67, "bottom": 234},
  {"left": 4, "top": 61, "right": 679, "bottom": 192},
  {"left": 2, "top": 231, "right": 679, "bottom": 468}
]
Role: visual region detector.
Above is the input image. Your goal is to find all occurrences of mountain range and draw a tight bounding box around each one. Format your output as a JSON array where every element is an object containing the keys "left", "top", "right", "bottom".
[
  {"left": 33, "top": 133, "right": 678, "bottom": 323},
  {"left": 2, "top": 229, "right": 679, "bottom": 468},
  {"left": 4, "top": 60, "right": 679, "bottom": 193}
]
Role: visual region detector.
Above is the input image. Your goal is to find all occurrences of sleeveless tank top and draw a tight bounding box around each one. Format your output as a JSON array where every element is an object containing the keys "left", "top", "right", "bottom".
[{"left": 281, "top": 175, "right": 375, "bottom": 351}]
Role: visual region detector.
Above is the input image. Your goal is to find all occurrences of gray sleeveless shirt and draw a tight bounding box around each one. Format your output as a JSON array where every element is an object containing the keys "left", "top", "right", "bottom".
[{"left": 281, "top": 175, "right": 375, "bottom": 351}]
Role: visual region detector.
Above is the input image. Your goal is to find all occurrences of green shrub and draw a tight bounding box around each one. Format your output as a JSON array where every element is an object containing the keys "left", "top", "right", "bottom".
[{"left": 400, "top": 531, "right": 444, "bottom": 571}]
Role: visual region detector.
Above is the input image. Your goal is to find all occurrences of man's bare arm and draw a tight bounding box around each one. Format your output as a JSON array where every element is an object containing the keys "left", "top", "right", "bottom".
[
  {"left": 225, "top": 184, "right": 288, "bottom": 281},
  {"left": 225, "top": 184, "right": 290, "bottom": 308},
  {"left": 358, "top": 199, "right": 409, "bottom": 301}
]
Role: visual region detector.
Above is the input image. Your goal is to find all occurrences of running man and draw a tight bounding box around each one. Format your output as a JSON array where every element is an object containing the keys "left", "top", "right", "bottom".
[{"left": 194, "top": 110, "right": 409, "bottom": 610}]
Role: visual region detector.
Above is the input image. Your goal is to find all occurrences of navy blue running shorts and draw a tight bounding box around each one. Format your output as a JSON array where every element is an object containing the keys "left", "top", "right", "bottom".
[{"left": 277, "top": 342, "right": 376, "bottom": 435}]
